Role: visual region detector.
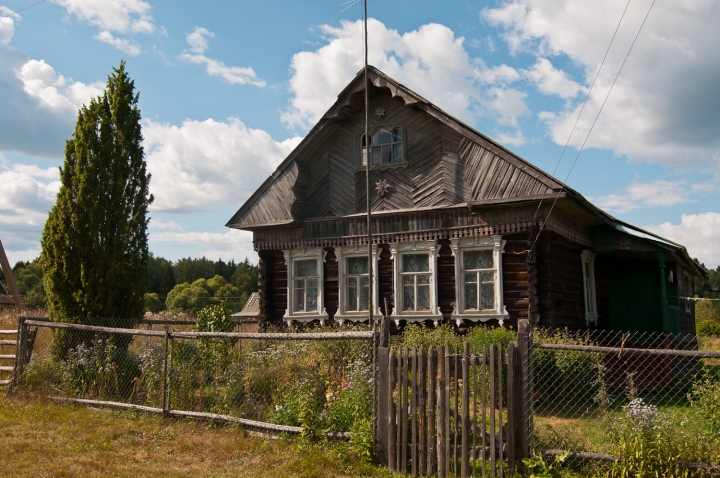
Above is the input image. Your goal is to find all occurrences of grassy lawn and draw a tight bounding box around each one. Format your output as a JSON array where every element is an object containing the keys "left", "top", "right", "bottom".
[{"left": 0, "top": 396, "right": 396, "bottom": 478}]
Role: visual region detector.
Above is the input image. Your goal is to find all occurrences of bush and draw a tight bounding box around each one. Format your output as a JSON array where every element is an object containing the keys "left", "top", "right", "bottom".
[
  {"left": 399, "top": 323, "right": 460, "bottom": 350},
  {"left": 697, "top": 320, "right": 720, "bottom": 337},
  {"left": 144, "top": 292, "right": 165, "bottom": 313},
  {"left": 165, "top": 276, "right": 242, "bottom": 314},
  {"left": 689, "top": 372, "right": 720, "bottom": 439},
  {"left": 466, "top": 325, "right": 517, "bottom": 353}
]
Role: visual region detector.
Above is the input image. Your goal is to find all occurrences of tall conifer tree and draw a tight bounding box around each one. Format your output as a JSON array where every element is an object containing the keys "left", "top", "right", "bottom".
[{"left": 41, "top": 61, "right": 152, "bottom": 353}]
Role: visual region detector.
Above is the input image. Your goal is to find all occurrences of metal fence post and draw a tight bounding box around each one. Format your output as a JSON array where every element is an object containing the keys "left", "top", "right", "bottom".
[
  {"left": 7, "top": 316, "right": 26, "bottom": 396},
  {"left": 517, "top": 319, "right": 534, "bottom": 469}
]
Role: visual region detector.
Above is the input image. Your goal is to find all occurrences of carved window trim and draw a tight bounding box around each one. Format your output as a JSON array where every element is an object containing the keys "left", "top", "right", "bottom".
[
  {"left": 581, "top": 250, "right": 599, "bottom": 327},
  {"left": 334, "top": 244, "right": 381, "bottom": 325},
  {"left": 450, "top": 235, "right": 508, "bottom": 327},
  {"left": 282, "top": 248, "right": 328, "bottom": 326},
  {"left": 359, "top": 125, "right": 407, "bottom": 169},
  {"left": 682, "top": 271, "right": 693, "bottom": 314},
  {"left": 389, "top": 240, "right": 442, "bottom": 326}
]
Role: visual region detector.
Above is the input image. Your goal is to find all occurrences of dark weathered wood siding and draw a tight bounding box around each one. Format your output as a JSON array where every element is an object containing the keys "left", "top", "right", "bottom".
[
  {"left": 502, "top": 233, "right": 530, "bottom": 325},
  {"left": 258, "top": 250, "right": 287, "bottom": 325}
]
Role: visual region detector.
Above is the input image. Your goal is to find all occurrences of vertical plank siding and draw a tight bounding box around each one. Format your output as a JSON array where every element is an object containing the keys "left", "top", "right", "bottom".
[{"left": 385, "top": 344, "right": 516, "bottom": 476}]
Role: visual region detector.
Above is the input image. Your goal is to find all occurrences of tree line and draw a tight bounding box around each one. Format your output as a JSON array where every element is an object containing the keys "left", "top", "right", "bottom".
[{"left": 2, "top": 254, "right": 258, "bottom": 314}]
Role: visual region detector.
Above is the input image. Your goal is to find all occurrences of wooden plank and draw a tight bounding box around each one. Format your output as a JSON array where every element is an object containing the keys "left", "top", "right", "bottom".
[
  {"left": 419, "top": 347, "right": 427, "bottom": 477},
  {"left": 397, "top": 347, "right": 403, "bottom": 472},
  {"left": 482, "top": 344, "right": 487, "bottom": 478},
  {"left": 506, "top": 343, "right": 516, "bottom": 474},
  {"left": 428, "top": 346, "right": 437, "bottom": 475},
  {"left": 454, "top": 344, "right": 459, "bottom": 477},
  {"left": 497, "top": 345, "right": 503, "bottom": 478},
  {"left": 437, "top": 345, "right": 447, "bottom": 478},
  {"left": 462, "top": 342, "right": 470, "bottom": 478},
  {"left": 0, "top": 366, "right": 14, "bottom": 371},
  {"left": 412, "top": 347, "right": 418, "bottom": 477},
  {"left": 389, "top": 347, "right": 397, "bottom": 473},
  {"left": 0, "top": 355, "right": 15, "bottom": 360},
  {"left": 490, "top": 345, "right": 496, "bottom": 478},
  {"left": 0, "top": 340, "right": 17, "bottom": 346},
  {"left": 378, "top": 347, "right": 390, "bottom": 467},
  {"left": 472, "top": 346, "right": 478, "bottom": 478},
  {"left": 402, "top": 346, "right": 409, "bottom": 474},
  {"left": 0, "top": 330, "right": 18, "bottom": 334}
]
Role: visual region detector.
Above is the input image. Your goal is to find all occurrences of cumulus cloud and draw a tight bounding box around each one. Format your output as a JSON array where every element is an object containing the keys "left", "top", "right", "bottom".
[
  {"left": 148, "top": 228, "right": 257, "bottom": 264},
  {"left": 0, "top": 159, "right": 60, "bottom": 262},
  {"left": 483, "top": 0, "right": 720, "bottom": 168},
  {"left": 179, "top": 27, "right": 265, "bottom": 87},
  {"left": 281, "top": 19, "right": 527, "bottom": 142},
  {"left": 522, "top": 58, "right": 584, "bottom": 100},
  {"left": 143, "top": 117, "right": 300, "bottom": 212},
  {"left": 648, "top": 212, "right": 720, "bottom": 268},
  {"left": 0, "top": 7, "right": 15, "bottom": 45},
  {"left": 0, "top": 19, "right": 103, "bottom": 157},
  {"left": 52, "top": 0, "right": 159, "bottom": 54},
  {"left": 596, "top": 180, "right": 695, "bottom": 213}
]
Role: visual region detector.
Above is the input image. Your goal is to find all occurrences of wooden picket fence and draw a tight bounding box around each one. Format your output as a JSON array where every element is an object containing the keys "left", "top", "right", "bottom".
[{"left": 377, "top": 340, "right": 528, "bottom": 477}]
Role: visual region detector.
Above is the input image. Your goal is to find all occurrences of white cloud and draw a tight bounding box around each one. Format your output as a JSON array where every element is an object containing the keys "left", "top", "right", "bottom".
[
  {"left": 143, "top": 117, "right": 300, "bottom": 213},
  {"left": 95, "top": 31, "right": 142, "bottom": 56},
  {"left": 648, "top": 212, "right": 720, "bottom": 268},
  {"left": 52, "top": 0, "right": 159, "bottom": 54},
  {"left": 0, "top": 7, "right": 15, "bottom": 45},
  {"left": 281, "top": 19, "right": 527, "bottom": 142},
  {"left": 180, "top": 27, "right": 265, "bottom": 87},
  {"left": 17, "top": 59, "right": 104, "bottom": 112},
  {"left": 149, "top": 229, "right": 257, "bottom": 264},
  {"left": 483, "top": 0, "right": 720, "bottom": 168},
  {"left": 596, "top": 180, "right": 694, "bottom": 213},
  {"left": 523, "top": 58, "right": 583, "bottom": 100}
]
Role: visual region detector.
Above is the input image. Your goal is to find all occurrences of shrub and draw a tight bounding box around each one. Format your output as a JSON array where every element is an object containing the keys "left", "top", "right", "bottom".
[
  {"left": 144, "top": 292, "right": 165, "bottom": 313},
  {"left": 400, "top": 323, "right": 460, "bottom": 350},
  {"left": 466, "top": 325, "right": 517, "bottom": 353},
  {"left": 697, "top": 320, "right": 720, "bottom": 337},
  {"left": 689, "top": 372, "right": 720, "bottom": 439}
]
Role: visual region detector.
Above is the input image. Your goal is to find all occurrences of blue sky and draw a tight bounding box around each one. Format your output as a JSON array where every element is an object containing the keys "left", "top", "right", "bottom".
[{"left": 1, "top": 0, "right": 719, "bottom": 268}]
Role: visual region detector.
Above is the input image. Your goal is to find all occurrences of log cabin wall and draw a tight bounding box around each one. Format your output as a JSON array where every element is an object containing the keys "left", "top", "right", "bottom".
[
  {"left": 378, "top": 245, "right": 394, "bottom": 316},
  {"left": 258, "top": 250, "right": 288, "bottom": 326},
  {"left": 324, "top": 248, "right": 339, "bottom": 320},
  {"left": 437, "top": 240, "right": 455, "bottom": 321},
  {"left": 539, "top": 231, "right": 586, "bottom": 329},
  {"left": 502, "top": 233, "right": 530, "bottom": 326}
]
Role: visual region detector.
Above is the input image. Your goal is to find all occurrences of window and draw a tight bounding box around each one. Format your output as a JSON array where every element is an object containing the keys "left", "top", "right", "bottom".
[
  {"left": 389, "top": 241, "right": 442, "bottom": 326},
  {"left": 294, "top": 260, "right": 318, "bottom": 313},
  {"left": 361, "top": 127, "right": 405, "bottom": 166},
  {"left": 683, "top": 271, "right": 693, "bottom": 314},
  {"left": 580, "top": 250, "right": 599, "bottom": 327},
  {"left": 346, "top": 257, "right": 369, "bottom": 312},
  {"left": 334, "top": 245, "right": 380, "bottom": 325},
  {"left": 283, "top": 248, "right": 328, "bottom": 325},
  {"left": 450, "top": 236, "right": 508, "bottom": 326}
]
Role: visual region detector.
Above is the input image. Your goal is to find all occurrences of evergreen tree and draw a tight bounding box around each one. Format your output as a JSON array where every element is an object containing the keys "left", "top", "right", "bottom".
[{"left": 41, "top": 61, "right": 152, "bottom": 356}]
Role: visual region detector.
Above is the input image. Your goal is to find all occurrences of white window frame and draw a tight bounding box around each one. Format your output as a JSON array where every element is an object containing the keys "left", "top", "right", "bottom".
[
  {"left": 389, "top": 240, "right": 442, "bottom": 326},
  {"left": 683, "top": 271, "right": 693, "bottom": 314},
  {"left": 450, "top": 235, "right": 508, "bottom": 327},
  {"left": 335, "top": 244, "right": 380, "bottom": 325},
  {"left": 282, "top": 248, "right": 328, "bottom": 327},
  {"left": 360, "top": 125, "right": 407, "bottom": 168},
  {"left": 581, "top": 250, "right": 599, "bottom": 327}
]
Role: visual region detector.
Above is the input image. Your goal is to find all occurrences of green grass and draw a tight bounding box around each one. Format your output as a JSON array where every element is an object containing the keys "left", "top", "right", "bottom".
[{"left": 0, "top": 396, "right": 398, "bottom": 477}]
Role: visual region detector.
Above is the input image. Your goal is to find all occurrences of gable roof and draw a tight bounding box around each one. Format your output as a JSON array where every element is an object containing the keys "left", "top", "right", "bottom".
[{"left": 226, "top": 66, "right": 569, "bottom": 229}]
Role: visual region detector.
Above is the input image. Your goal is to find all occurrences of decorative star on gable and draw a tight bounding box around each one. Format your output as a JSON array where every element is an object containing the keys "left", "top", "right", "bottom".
[
  {"left": 374, "top": 106, "right": 386, "bottom": 118},
  {"left": 617, "top": 234, "right": 631, "bottom": 250},
  {"left": 375, "top": 178, "right": 390, "bottom": 198}
]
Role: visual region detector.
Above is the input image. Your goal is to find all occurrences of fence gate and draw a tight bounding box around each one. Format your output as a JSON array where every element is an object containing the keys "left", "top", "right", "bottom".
[{"left": 377, "top": 342, "right": 523, "bottom": 477}]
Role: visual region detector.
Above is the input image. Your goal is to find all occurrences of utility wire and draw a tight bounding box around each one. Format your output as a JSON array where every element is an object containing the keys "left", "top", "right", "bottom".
[
  {"left": 528, "top": 0, "right": 656, "bottom": 253},
  {"left": 1, "top": 0, "right": 47, "bottom": 19}
]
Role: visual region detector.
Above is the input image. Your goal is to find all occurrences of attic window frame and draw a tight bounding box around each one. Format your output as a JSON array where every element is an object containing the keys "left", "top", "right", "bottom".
[{"left": 360, "top": 125, "right": 407, "bottom": 169}]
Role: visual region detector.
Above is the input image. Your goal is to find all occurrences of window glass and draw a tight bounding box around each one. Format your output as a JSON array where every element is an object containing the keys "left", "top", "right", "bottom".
[
  {"left": 464, "top": 250, "right": 493, "bottom": 270},
  {"left": 393, "top": 129, "right": 402, "bottom": 142},
  {"left": 307, "top": 279, "right": 318, "bottom": 312},
  {"left": 295, "top": 260, "right": 317, "bottom": 277},
  {"left": 374, "top": 130, "right": 392, "bottom": 144},
  {"left": 403, "top": 254, "right": 429, "bottom": 273},
  {"left": 393, "top": 143, "right": 403, "bottom": 163},
  {"left": 347, "top": 257, "right": 368, "bottom": 275}
]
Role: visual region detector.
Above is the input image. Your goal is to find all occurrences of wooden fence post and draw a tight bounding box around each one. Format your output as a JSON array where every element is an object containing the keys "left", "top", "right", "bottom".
[
  {"left": 377, "top": 346, "right": 390, "bottom": 466},
  {"left": 517, "top": 319, "right": 533, "bottom": 468},
  {"left": 461, "top": 342, "right": 470, "bottom": 478},
  {"left": 162, "top": 330, "right": 169, "bottom": 419},
  {"left": 437, "top": 345, "right": 447, "bottom": 478},
  {"left": 388, "top": 347, "right": 397, "bottom": 473}
]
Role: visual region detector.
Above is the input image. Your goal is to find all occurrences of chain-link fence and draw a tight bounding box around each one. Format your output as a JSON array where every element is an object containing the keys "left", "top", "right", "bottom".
[
  {"left": 11, "top": 317, "right": 376, "bottom": 446},
  {"left": 529, "top": 328, "right": 720, "bottom": 475}
]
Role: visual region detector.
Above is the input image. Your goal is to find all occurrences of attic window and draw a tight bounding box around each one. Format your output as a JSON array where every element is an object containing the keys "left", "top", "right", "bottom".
[{"left": 361, "top": 127, "right": 405, "bottom": 166}]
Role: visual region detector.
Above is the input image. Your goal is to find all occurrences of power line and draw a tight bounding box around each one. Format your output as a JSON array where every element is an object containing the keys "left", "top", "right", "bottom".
[
  {"left": 1, "top": 0, "right": 47, "bottom": 19},
  {"left": 530, "top": 0, "right": 656, "bottom": 252}
]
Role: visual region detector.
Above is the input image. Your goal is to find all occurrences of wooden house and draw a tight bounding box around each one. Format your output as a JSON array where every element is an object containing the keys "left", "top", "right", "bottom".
[{"left": 226, "top": 67, "right": 706, "bottom": 334}]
